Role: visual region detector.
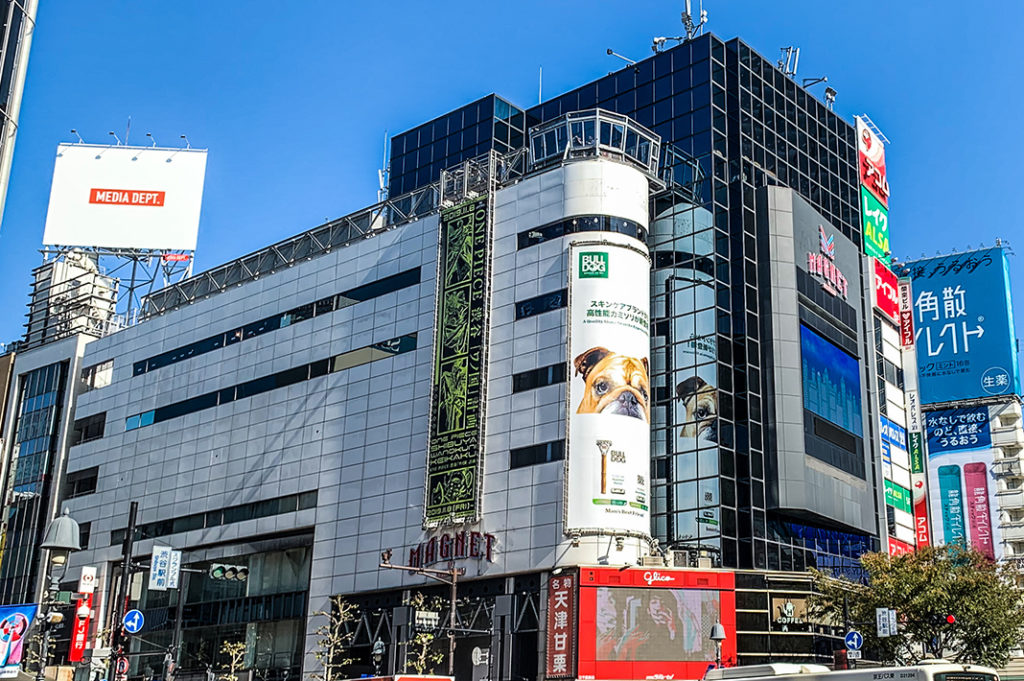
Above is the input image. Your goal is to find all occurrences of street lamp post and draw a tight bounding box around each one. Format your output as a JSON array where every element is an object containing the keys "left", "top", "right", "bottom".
[
  {"left": 379, "top": 549, "right": 465, "bottom": 677},
  {"left": 37, "top": 509, "right": 81, "bottom": 681},
  {"left": 709, "top": 621, "right": 726, "bottom": 669}
]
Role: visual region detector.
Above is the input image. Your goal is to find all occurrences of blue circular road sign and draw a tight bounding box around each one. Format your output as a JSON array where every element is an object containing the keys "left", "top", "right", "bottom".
[
  {"left": 122, "top": 609, "right": 145, "bottom": 634},
  {"left": 845, "top": 630, "right": 863, "bottom": 650}
]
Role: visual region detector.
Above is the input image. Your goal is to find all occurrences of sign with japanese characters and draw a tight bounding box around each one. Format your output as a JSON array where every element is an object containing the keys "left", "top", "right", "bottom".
[
  {"left": 566, "top": 238, "right": 651, "bottom": 536},
  {"left": 925, "top": 405, "right": 1001, "bottom": 558},
  {"left": 856, "top": 117, "right": 890, "bottom": 208},
  {"left": 545, "top": 572, "right": 578, "bottom": 679},
  {"left": 861, "top": 187, "right": 890, "bottom": 264},
  {"left": 925, "top": 407, "right": 991, "bottom": 454},
  {"left": 425, "top": 197, "right": 492, "bottom": 526},
  {"left": 901, "top": 247, "right": 1021, "bottom": 403},
  {"left": 873, "top": 259, "right": 900, "bottom": 324},
  {"left": 898, "top": 278, "right": 915, "bottom": 347}
]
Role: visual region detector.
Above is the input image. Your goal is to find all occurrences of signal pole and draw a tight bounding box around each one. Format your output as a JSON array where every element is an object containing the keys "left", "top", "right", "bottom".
[{"left": 379, "top": 549, "right": 465, "bottom": 677}]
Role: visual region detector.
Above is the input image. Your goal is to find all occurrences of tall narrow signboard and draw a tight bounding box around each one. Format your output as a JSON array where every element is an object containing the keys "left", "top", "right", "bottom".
[
  {"left": 565, "top": 239, "right": 651, "bottom": 537},
  {"left": 425, "top": 197, "right": 492, "bottom": 526}
]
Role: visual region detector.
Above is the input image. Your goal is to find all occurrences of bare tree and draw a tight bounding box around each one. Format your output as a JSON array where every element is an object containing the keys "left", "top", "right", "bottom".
[
  {"left": 310, "top": 595, "right": 358, "bottom": 681},
  {"left": 219, "top": 641, "right": 246, "bottom": 681},
  {"left": 405, "top": 593, "right": 444, "bottom": 675}
]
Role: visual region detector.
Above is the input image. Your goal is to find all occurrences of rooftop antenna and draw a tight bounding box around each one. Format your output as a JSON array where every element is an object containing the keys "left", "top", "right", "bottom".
[
  {"left": 70, "top": 129, "right": 83, "bottom": 144},
  {"left": 108, "top": 130, "right": 122, "bottom": 145},
  {"left": 180, "top": 134, "right": 191, "bottom": 150},
  {"left": 377, "top": 130, "right": 389, "bottom": 203},
  {"left": 606, "top": 48, "right": 636, "bottom": 65},
  {"left": 778, "top": 46, "right": 800, "bottom": 77},
  {"left": 125, "top": 115, "right": 132, "bottom": 146},
  {"left": 538, "top": 66, "right": 542, "bottom": 104},
  {"left": 146, "top": 132, "right": 157, "bottom": 147},
  {"left": 680, "top": 0, "right": 707, "bottom": 41}
]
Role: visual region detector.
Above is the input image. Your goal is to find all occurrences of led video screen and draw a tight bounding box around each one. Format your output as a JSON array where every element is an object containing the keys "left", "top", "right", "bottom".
[
  {"left": 595, "top": 587, "right": 720, "bottom": 662},
  {"left": 800, "top": 324, "right": 863, "bottom": 437}
]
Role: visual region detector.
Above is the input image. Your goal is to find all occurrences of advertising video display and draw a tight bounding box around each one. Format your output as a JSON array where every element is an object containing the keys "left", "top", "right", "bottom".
[
  {"left": 800, "top": 325, "right": 863, "bottom": 437},
  {"left": 925, "top": 407, "right": 1002, "bottom": 559},
  {"left": 566, "top": 239, "right": 651, "bottom": 536},
  {"left": 576, "top": 568, "right": 735, "bottom": 681},
  {"left": 902, "top": 248, "right": 1021, "bottom": 403},
  {"left": 595, "top": 587, "right": 719, "bottom": 661}
]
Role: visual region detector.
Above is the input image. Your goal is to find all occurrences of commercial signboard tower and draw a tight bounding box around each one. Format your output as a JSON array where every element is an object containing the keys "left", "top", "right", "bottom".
[{"left": 38, "top": 141, "right": 208, "bottom": 326}]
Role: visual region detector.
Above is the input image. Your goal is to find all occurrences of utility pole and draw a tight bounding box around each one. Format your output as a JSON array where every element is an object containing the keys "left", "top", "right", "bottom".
[
  {"left": 379, "top": 549, "right": 465, "bottom": 677},
  {"left": 110, "top": 501, "right": 138, "bottom": 681}
]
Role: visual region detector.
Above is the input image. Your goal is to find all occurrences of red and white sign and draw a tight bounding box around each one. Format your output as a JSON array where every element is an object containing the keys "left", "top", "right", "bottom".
[
  {"left": 873, "top": 259, "right": 900, "bottom": 323},
  {"left": 914, "top": 491, "right": 931, "bottom": 547},
  {"left": 857, "top": 117, "right": 889, "bottom": 208},
  {"left": 575, "top": 567, "right": 735, "bottom": 681},
  {"left": 77, "top": 565, "right": 97, "bottom": 594},
  {"left": 545, "top": 572, "right": 578, "bottom": 679},
  {"left": 90, "top": 188, "right": 166, "bottom": 206},
  {"left": 898, "top": 278, "right": 915, "bottom": 347},
  {"left": 69, "top": 593, "right": 93, "bottom": 662},
  {"left": 888, "top": 537, "right": 914, "bottom": 557},
  {"left": 43, "top": 143, "right": 207, "bottom": 250}
]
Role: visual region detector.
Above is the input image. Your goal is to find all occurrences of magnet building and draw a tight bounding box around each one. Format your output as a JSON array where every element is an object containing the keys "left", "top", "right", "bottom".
[{"left": 0, "top": 31, "right": 928, "bottom": 681}]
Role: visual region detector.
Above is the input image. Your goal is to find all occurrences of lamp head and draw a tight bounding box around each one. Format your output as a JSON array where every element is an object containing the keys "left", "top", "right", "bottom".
[
  {"left": 40, "top": 508, "right": 80, "bottom": 563},
  {"left": 710, "top": 621, "right": 727, "bottom": 642}
]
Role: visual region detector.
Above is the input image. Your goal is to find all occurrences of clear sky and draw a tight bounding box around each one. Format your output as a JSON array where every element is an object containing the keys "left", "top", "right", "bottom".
[{"left": 2, "top": 1, "right": 1022, "bottom": 355}]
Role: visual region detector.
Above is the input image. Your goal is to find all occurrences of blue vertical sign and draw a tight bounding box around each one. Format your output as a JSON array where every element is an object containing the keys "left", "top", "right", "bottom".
[{"left": 901, "top": 247, "right": 1021, "bottom": 403}]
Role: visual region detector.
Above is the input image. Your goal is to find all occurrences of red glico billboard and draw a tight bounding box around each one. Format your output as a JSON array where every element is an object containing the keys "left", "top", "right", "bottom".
[{"left": 572, "top": 567, "right": 735, "bottom": 681}]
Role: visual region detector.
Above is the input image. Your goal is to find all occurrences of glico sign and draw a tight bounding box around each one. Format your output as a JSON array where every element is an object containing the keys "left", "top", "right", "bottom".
[{"left": 807, "top": 225, "right": 849, "bottom": 299}]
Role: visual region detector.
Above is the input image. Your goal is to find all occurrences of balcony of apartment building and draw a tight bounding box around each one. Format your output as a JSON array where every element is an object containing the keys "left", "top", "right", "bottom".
[{"left": 996, "top": 481, "right": 1024, "bottom": 510}]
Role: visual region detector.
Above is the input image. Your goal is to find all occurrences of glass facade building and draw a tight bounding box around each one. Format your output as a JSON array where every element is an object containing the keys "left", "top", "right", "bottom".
[
  {"left": 0, "top": 361, "right": 68, "bottom": 603},
  {"left": 387, "top": 34, "right": 876, "bottom": 577},
  {"left": 0, "top": 0, "right": 37, "bottom": 225}
]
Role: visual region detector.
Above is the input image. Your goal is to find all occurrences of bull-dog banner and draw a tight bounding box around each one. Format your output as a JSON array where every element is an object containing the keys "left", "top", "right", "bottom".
[
  {"left": 566, "top": 238, "right": 651, "bottom": 536},
  {"left": 425, "top": 196, "right": 492, "bottom": 526}
]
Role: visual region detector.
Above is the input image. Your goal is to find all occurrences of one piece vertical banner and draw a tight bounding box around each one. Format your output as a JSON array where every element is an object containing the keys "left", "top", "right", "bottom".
[
  {"left": 425, "top": 197, "right": 492, "bottom": 526},
  {"left": 566, "top": 239, "right": 651, "bottom": 536}
]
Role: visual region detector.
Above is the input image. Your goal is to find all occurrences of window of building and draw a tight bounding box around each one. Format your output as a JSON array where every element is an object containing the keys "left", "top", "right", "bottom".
[
  {"left": 78, "top": 522, "right": 91, "bottom": 551},
  {"left": 515, "top": 290, "right": 567, "bottom": 320},
  {"left": 510, "top": 440, "right": 565, "bottom": 468},
  {"left": 70, "top": 412, "right": 105, "bottom": 446},
  {"left": 126, "top": 334, "right": 417, "bottom": 431},
  {"left": 133, "top": 268, "right": 421, "bottom": 376},
  {"left": 64, "top": 467, "right": 99, "bottom": 499},
  {"left": 512, "top": 364, "right": 567, "bottom": 393},
  {"left": 110, "top": 490, "right": 317, "bottom": 545},
  {"left": 80, "top": 360, "right": 113, "bottom": 392}
]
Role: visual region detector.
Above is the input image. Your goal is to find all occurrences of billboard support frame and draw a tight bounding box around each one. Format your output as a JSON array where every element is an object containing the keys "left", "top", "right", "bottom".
[{"left": 37, "top": 245, "right": 194, "bottom": 324}]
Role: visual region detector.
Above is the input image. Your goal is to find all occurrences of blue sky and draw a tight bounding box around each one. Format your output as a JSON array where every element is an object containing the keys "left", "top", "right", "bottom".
[{"left": 2, "top": 1, "right": 1022, "bottom": 353}]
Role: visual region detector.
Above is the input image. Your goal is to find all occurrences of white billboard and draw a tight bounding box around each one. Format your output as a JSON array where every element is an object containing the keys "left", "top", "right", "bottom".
[
  {"left": 43, "top": 143, "right": 207, "bottom": 250},
  {"left": 566, "top": 238, "right": 651, "bottom": 536}
]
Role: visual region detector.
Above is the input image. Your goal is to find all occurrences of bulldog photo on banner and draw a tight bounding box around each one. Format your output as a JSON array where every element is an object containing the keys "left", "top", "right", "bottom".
[{"left": 566, "top": 238, "right": 651, "bottom": 536}]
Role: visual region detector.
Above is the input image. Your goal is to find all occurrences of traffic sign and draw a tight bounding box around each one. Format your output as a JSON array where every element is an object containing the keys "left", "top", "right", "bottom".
[
  {"left": 845, "top": 630, "right": 863, "bottom": 650},
  {"left": 848, "top": 650, "right": 863, "bottom": 660},
  {"left": 115, "top": 657, "right": 130, "bottom": 674},
  {"left": 122, "top": 609, "right": 144, "bottom": 634}
]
